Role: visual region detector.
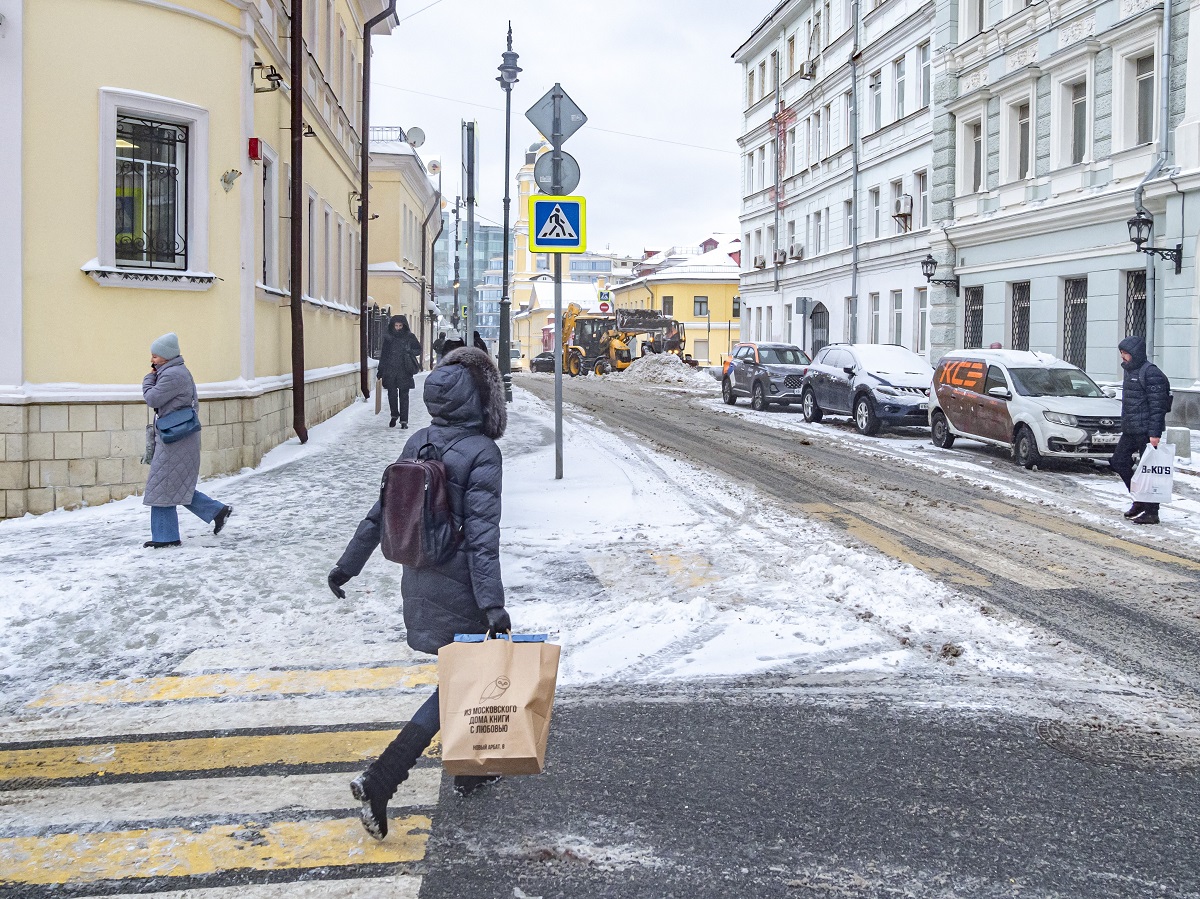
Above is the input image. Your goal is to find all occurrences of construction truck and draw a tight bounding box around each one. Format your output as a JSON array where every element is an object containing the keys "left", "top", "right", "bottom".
[{"left": 559, "top": 305, "right": 689, "bottom": 376}]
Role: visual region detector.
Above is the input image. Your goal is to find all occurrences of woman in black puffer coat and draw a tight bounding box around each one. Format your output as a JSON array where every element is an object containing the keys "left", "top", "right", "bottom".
[
  {"left": 327, "top": 346, "right": 510, "bottom": 838},
  {"left": 376, "top": 315, "right": 422, "bottom": 428}
]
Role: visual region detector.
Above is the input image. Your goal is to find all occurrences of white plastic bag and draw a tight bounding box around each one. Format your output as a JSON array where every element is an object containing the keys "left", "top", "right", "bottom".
[{"left": 1130, "top": 442, "right": 1175, "bottom": 504}]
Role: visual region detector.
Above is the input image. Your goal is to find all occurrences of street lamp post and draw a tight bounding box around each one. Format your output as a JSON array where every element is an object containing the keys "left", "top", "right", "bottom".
[{"left": 497, "top": 23, "right": 522, "bottom": 402}]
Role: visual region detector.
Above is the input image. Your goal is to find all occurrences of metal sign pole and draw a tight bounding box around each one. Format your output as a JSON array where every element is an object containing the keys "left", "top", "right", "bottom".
[
  {"left": 552, "top": 85, "right": 564, "bottom": 480},
  {"left": 464, "top": 121, "right": 476, "bottom": 346}
]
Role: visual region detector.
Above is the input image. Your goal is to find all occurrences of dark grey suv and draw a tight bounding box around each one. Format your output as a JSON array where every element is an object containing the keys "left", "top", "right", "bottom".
[
  {"left": 800, "top": 343, "right": 933, "bottom": 435},
  {"left": 722, "top": 342, "right": 812, "bottom": 411}
]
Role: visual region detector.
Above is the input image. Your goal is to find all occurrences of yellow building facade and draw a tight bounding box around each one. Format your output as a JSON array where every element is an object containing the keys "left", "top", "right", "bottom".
[{"left": 0, "top": 0, "right": 406, "bottom": 518}]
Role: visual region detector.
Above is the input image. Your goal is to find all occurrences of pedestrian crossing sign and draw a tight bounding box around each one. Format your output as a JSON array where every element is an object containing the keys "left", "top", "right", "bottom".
[{"left": 529, "top": 195, "right": 586, "bottom": 253}]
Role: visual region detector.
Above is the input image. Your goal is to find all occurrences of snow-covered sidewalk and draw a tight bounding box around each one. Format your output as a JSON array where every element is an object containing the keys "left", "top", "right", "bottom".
[{"left": 0, "top": 379, "right": 1186, "bottom": 728}]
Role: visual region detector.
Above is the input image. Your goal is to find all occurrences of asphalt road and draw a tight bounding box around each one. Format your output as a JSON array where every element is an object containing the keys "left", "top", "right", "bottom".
[{"left": 516, "top": 373, "right": 1200, "bottom": 703}]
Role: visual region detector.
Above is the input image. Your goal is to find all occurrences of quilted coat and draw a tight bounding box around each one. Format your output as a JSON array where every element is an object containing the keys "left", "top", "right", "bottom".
[
  {"left": 142, "top": 356, "right": 201, "bottom": 507},
  {"left": 336, "top": 347, "right": 508, "bottom": 654},
  {"left": 1118, "top": 335, "right": 1171, "bottom": 438},
  {"left": 377, "top": 315, "right": 422, "bottom": 391}
]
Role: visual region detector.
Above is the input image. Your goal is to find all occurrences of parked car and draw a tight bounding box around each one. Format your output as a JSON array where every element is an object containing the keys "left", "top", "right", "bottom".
[
  {"left": 722, "top": 342, "right": 812, "bottom": 411},
  {"left": 929, "top": 349, "right": 1123, "bottom": 468},
  {"left": 509, "top": 347, "right": 524, "bottom": 371},
  {"left": 529, "top": 351, "right": 556, "bottom": 373},
  {"left": 801, "top": 343, "right": 933, "bottom": 435}
]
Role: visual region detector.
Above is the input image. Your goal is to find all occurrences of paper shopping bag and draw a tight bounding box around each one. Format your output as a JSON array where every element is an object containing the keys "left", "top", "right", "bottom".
[
  {"left": 438, "top": 634, "right": 560, "bottom": 776},
  {"left": 1130, "top": 442, "right": 1176, "bottom": 504},
  {"left": 374, "top": 378, "right": 383, "bottom": 415}
]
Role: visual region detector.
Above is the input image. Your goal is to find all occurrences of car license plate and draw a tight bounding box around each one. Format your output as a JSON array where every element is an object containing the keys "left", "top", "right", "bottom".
[
  {"left": 1091, "top": 433, "right": 1120, "bottom": 445},
  {"left": 917, "top": 403, "right": 928, "bottom": 412}
]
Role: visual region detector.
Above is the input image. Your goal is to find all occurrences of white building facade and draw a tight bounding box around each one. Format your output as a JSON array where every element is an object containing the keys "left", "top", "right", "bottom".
[
  {"left": 928, "top": 0, "right": 1200, "bottom": 424},
  {"left": 735, "top": 0, "right": 937, "bottom": 358}
]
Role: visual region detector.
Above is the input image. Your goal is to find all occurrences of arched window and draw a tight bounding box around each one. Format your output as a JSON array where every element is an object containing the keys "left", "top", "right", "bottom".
[{"left": 810, "top": 303, "right": 829, "bottom": 355}]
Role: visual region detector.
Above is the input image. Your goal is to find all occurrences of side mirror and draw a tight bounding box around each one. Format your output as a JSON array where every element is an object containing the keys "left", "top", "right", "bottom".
[
  {"left": 843, "top": 366, "right": 856, "bottom": 376},
  {"left": 987, "top": 386, "right": 1012, "bottom": 400},
  {"left": 1101, "top": 386, "right": 1118, "bottom": 398}
]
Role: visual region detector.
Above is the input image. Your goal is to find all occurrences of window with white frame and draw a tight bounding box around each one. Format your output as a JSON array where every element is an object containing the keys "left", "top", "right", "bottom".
[
  {"left": 869, "top": 187, "right": 880, "bottom": 238},
  {"left": 787, "top": 219, "right": 796, "bottom": 249},
  {"left": 916, "top": 170, "right": 929, "bottom": 228},
  {"left": 890, "top": 179, "right": 904, "bottom": 233},
  {"left": 754, "top": 229, "right": 762, "bottom": 259},
  {"left": 114, "top": 115, "right": 189, "bottom": 270},
  {"left": 785, "top": 304, "right": 793, "bottom": 343},
  {"left": 845, "top": 296, "right": 858, "bottom": 341},
  {"left": 869, "top": 292, "right": 881, "bottom": 342},
  {"left": 694, "top": 296, "right": 709, "bottom": 317},
  {"left": 1009, "top": 100, "right": 1033, "bottom": 181},
  {"left": 823, "top": 0, "right": 832, "bottom": 45},
  {"left": 757, "top": 146, "right": 766, "bottom": 189},
  {"left": 843, "top": 91, "right": 853, "bottom": 146},
  {"left": 787, "top": 35, "right": 796, "bottom": 75},
  {"left": 747, "top": 69, "right": 756, "bottom": 106},
  {"left": 894, "top": 56, "right": 906, "bottom": 120},
  {"left": 919, "top": 42, "right": 931, "bottom": 108},
  {"left": 1070, "top": 81, "right": 1088, "bottom": 164},
  {"left": 745, "top": 153, "right": 754, "bottom": 193},
  {"left": 770, "top": 51, "right": 779, "bottom": 92},
  {"left": 335, "top": 218, "right": 344, "bottom": 301},
  {"left": 814, "top": 109, "right": 823, "bottom": 161},
  {"left": 961, "top": 0, "right": 986, "bottom": 37},
  {"left": 307, "top": 193, "right": 317, "bottom": 295},
  {"left": 766, "top": 224, "right": 775, "bottom": 255},
  {"left": 823, "top": 103, "right": 832, "bottom": 155},
  {"left": 813, "top": 210, "right": 823, "bottom": 253},
  {"left": 765, "top": 306, "right": 774, "bottom": 340},
  {"left": 915, "top": 287, "right": 928, "bottom": 352},
  {"left": 1134, "top": 53, "right": 1155, "bottom": 146},
  {"left": 261, "top": 144, "right": 279, "bottom": 287},
  {"left": 759, "top": 60, "right": 768, "bottom": 99},
  {"left": 336, "top": 22, "right": 345, "bottom": 100},
  {"left": 891, "top": 290, "right": 903, "bottom": 343},
  {"left": 1059, "top": 76, "right": 1090, "bottom": 166},
  {"left": 323, "top": 206, "right": 333, "bottom": 299},
  {"left": 324, "top": 0, "right": 334, "bottom": 72},
  {"left": 787, "top": 127, "right": 797, "bottom": 174},
  {"left": 844, "top": 199, "right": 854, "bottom": 246},
  {"left": 869, "top": 71, "right": 882, "bottom": 131},
  {"left": 963, "top": 118, "right": 984, "bottom": 192}
]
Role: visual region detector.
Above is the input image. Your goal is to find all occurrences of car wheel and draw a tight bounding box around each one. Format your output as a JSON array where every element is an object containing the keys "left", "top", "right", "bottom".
[
  {"left": 854, "top": 394, "right": 881, "bottom": 436},
  {"left": 751, "top": 382, "right": 769, "bottom": 412},
  {"left": 1014, "top": 426, "right": 1042, "bottom": 470},
  {"left": 801, "top": 387, "right": 823, "bottom": 422},
  {"left": 722, "top": 378, "right": 737, "bottom": 405},
  {"left": 930, "top": 410, "right": 956, "bottom": 449}
]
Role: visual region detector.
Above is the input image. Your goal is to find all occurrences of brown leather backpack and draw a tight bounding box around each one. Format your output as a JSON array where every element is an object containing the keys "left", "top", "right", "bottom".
[{"left": 379, "top": 439, "right": 465, "bottom": 568}]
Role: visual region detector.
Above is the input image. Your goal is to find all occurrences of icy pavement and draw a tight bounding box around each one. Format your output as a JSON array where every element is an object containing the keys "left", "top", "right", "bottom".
[{"left": 0, "top": 377, "right": 1192, "bottom": 730}]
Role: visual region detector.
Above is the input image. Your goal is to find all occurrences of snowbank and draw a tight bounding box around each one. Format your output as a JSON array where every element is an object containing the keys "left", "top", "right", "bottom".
[{"left": 619, "top": 353, "right": 718, "bottom": 390}]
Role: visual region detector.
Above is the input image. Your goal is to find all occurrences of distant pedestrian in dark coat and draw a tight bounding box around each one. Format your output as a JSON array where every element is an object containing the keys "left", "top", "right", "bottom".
[
  {"left": 432, "top": 331, "right": 447, "bottom": 361},
  {"left": 439, "top": 329, "right": 466, "bottom": 360},
  {"left": 327, "top": 346, "right": 510, "bottom": 838},
  {"left": 376, "top": 315, "right": 421, "bottom": 428},
  {"left": 141, "top": 333, "right": 232, "bottom": 548},
  {"left": 473, "top": 330, "right": 489, "bottom": 354},
  {"left": 1110, "top": 335, "right": 1171, "bottom": 525}
]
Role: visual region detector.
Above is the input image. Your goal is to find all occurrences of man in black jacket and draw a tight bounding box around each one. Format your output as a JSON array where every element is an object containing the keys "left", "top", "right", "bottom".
[{"left": 1111, "top": 335, "right": 1171, "bottom": 525}]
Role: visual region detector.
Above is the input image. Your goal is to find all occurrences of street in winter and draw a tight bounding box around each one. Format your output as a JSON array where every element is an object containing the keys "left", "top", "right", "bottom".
[{"left": 5, "top": 0, "right": 1200, "bottom": 896}]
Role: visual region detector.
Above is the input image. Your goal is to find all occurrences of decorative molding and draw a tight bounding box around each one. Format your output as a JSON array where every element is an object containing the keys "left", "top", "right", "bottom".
[
  {"left": 1058, "top": 14, "right": 1097, "bottom": 48},
  {"left": 82, "top": 262, "right": 217, "bottom": 291},
  {"left": 1006, "top": 45, "right": 1039, "bottom": 71},
  {"left": 1119, "top": 0, "right": 1157, "bottom": 16},
  {"left": 961, "top": 70, "right": 987, "bottom": 92}
]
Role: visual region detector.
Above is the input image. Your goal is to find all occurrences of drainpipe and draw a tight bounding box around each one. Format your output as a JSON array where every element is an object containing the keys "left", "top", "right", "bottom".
[
  {"left": 359, "top": 0, "right": 399, "bottom": 399},
  {"left": 1131, "top": 0, "right": 1173, "bottom": 360},
  {"left": 849, "top": 0, "right": 862, "bottom": 310},
  {"left": 288, "top": 0, "right": 308, "bottom": 443},
  {"left": 773, "top": 27, "right": 784, "bottom": 308},
  {"left": 420, "top": 184, "right": 442, "bottom": 369}
]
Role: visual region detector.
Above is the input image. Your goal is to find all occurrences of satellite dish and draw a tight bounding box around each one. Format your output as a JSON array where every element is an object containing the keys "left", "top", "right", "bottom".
[
  {"left": 406, "top": 126, "right": 426, "bottom": 148},
  {"left": 427, "top": 158, "right": 441, "bottom": 175}
]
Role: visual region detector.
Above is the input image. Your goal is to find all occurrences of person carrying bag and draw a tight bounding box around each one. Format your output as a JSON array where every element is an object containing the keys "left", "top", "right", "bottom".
[
  {"left": 1110, "top": 336, "right": 1173, "bottom": 525},
  {"left": 327, "top": 346, "right": 511, "bottom": 840}
]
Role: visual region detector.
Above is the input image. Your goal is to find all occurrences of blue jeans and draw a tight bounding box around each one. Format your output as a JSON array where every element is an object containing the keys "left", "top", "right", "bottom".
[
  {"left": 411, "top": 688, "right": 440, "bottom": 733},
  {"left": 150, "top": 491, "right": 225, "bottom": 542}
]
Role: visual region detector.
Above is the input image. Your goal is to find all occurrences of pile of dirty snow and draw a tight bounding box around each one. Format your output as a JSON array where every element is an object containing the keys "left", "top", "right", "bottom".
[{"left": 620, "top": 353, "right": 717, "bottom": 390}]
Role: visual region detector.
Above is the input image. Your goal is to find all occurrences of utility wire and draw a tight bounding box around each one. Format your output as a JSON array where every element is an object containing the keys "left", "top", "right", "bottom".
[
  {"left": 371, "top": 81, "right": 737, "bottom": 154},
  {"left": 397, "top": 0, "right": 450, "bottom": 23}
]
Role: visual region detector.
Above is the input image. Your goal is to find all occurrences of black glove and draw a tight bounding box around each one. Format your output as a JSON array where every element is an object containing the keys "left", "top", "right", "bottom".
[
  {"left": 486, "top": 607, "right": 512, "bottom": 636},
  {"left": 327, "top": 566, "right": 352, "bottom": 599}
]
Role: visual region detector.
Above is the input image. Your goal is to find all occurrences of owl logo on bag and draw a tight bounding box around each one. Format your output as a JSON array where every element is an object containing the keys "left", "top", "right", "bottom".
[{"left": 480, "top": 676, "right": 511, "bottom": 702}]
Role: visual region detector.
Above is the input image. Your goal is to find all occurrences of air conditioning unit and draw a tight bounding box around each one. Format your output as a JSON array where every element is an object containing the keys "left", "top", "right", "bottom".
[
  {"left": 788, "top": 242, "right": 804, "bottom": 260},
  {"left": 773, "top": 248, "right": 789, "bottom": 265},
  {"left": 753, "top": 254, "right": 767, "bottom": 269},
  {"left": 798, "top": 61, "right": 817, "bottom": 80},
  {"left": 893, "top": 194, "right": 913, "bottom": 216}
]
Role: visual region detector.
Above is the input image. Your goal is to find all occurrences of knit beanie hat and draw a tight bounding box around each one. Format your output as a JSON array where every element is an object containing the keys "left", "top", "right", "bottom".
[{"left": 150, "top": 332, "right": 181, "bottom": 359}]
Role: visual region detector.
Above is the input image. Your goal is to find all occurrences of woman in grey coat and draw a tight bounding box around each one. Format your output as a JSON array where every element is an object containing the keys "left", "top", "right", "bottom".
[
  {"left": 142, "top": 333, "right": 232, "bottom": 548},
  {"left": 327, "top": 346, "right": 510, "bottom": 838}
]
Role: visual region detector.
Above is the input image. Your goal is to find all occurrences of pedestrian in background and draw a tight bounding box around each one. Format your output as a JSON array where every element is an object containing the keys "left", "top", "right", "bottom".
[
  {"left": 1111, "top": 335, "right": 1171, "bottom": 525},
  {"left": 432, "top": 331, "right": 447, "bottom": 363},
  {"left": 439, "top": 329, "right": 466, "bottom": 361},
  {"left": 473, "top": 330, "right": 489, "bottom": 354},
  {"left": 377, "top": 315, "right": 421, "bottom": 429},
  {"left": 141, "top": 333, "right": 232, "bottom": 548},
  {"left": 327, "top": 346, "right": 511, "bottom": 838}
]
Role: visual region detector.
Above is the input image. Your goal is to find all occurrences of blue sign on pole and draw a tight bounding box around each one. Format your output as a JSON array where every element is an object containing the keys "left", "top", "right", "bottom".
[{"left": 528, "top": 195, "right": 587, "bottom": 253}]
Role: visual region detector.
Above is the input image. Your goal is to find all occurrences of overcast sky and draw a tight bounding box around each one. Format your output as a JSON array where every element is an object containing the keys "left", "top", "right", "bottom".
[{"left": 371, "top": 0, "right": 775, "bottom": 257}]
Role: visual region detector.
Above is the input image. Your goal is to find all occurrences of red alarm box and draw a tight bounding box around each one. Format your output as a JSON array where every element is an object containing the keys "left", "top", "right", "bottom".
[{"left": 248, "top": 138, "right": 262, "bottom": 161}]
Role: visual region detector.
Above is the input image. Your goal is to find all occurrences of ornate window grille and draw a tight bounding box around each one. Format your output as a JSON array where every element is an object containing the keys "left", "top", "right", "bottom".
[
  {"left": 810, "top": 303, "right": 829, "bottom": 355},
  {"left": 1063, "top": 278, "right": 1088, "bottom": 368},
  {"left": 115, "top": 115, "right": 188, "bottom": 270},
  {"left": 964, "top": 286, "right": 984, "bottom": 348},
  {"left": 1125, "top": 271, "right": 1147, "bottom": 338},
  {"left": 367, "top": 304, "right": 392, "bottom": 359},
  {"left": 1011, "top": 281, "right": 1031, "bottom": 351}
]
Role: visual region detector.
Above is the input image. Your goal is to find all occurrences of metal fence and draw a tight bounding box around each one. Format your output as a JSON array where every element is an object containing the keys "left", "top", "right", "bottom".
[
  {"left": 1125, "top": 271, "right": 1147, "bottom": 338},
  {"left": 964, "top": 286, "right": 984, "bottom": 349},
  {"left": 1011, "top": 281, "right": 1031, "bottom": 351},
  {"left": 1063, "top": 278, "right": 1088, "bottom": 369},
  {"left": 367, "top": 304, "right": 391, "bottom": 360}
]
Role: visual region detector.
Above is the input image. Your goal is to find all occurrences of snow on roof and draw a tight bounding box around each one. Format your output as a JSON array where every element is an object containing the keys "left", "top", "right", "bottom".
[{"left": 528, "top": 279, "right": 601, "bottom": 311}]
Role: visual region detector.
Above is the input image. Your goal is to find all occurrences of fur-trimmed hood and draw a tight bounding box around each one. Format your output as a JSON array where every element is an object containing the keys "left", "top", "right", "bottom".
[{"left": 425, "top": 346, "right": 507, "bottom": 439}]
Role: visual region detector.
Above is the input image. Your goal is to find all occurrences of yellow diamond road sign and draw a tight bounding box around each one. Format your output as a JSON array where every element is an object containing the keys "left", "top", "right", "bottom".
[{"left": 529, "top": 195, "right": 586, "bottom": 254}]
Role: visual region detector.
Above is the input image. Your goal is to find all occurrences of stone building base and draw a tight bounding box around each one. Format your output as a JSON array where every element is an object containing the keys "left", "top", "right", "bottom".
[{"left": 0, "top": 371, "right": 359, "bottom": 519}]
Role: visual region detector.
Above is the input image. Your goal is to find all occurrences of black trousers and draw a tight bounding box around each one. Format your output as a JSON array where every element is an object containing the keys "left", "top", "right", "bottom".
[
  {"left": 387, "top": 386, "right": 410, "bottom": 423},
  {"left": 1110, "top": 431, "right": 1159, "bottom": 512}
]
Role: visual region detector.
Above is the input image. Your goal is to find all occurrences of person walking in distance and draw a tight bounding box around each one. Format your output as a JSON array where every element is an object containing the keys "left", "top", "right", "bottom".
[
  {"left": 377, "top": 315, "right": 422, "bottom": 429},
  {"left": 473, "top": 330, "right": 489, "bottom": 354},
  {"left": 438, "top": 329, "right": 467, "bottom": 361},
  {"left": 327, "top": 346, "right": 511, "bottom": 838},
  {"left": 1111, "top": 335, "right": 1171, "bottom": 525},
  {"left": 432, "top": 331, "right": 447, "bottom": 363},
  {"left": 141, "top": 333, "right": 232, "bottom": 547}
]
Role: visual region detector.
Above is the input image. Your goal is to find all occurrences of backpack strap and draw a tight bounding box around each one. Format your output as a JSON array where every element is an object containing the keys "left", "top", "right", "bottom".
[{"left": 415, "top": 434, "right": 471, "bottom": 462}]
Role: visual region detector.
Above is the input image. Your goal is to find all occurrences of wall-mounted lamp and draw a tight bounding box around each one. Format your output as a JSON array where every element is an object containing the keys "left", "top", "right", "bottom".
[
  {"left": 1127, "top": 210, "right": 1182, "bottom": 275},
  {"left": 920, "top": 253, "right": 960, "bottom": 296},
  {"left": 302, "top": 123, "right": 316, "bottom": 138},
  {"left": 348, "top": 190, "right": 361, "bottom": 214},
  {"left": 252, "top": 62, "right": 283, "bottom": 93},
  {"left": 220, "top": 169, "right": 242, "bottom": 192}
]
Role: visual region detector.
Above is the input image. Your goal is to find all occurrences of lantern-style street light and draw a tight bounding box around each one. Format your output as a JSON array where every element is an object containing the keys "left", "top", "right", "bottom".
[
  {"left": 919, "top": 253, "right": 960, "bottom": 296},
  {"left": 497, "top": 23, "right": 521, "bottom": 402},
  {"left": 1127, "top": 210, "right": 1182, "bottom": 274}
]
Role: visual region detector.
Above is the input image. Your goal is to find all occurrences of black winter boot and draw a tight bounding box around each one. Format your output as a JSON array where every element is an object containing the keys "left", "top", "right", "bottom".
[
  {"left": 1132, "top": 507, "right": 1160, "bottom": 525},
  {"left": 1124, "top": 502, "right": 1144, "bottom": 519},
  {"left": 213, "top": 505, "right": 233, "bottom": 535},
  {"left": 350, "top": 722, "right": 435, "bottom": 840},
  {"left": 453, "top": 774, "right": 502, "bottom": 798},
  {"left": 389, "top": 415, "right": 398, "bottom": 428}
]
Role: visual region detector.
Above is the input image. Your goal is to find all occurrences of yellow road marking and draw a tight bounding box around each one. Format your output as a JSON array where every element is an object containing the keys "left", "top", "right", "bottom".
[
  {"left": 799, "top": 502, "right": 992, "bottom": 587},
  {"left": 648, "top": 551, "right": 721, "bottom": 588},
  {"left": 977, "top": 499, "right": 1200, "bottom": 575},
  {"left": 0, "top": 815, "right": 430, "bottom": 886},
  {"left": 0, "top": 730, "right": 440, "bottom": 784},
  {"left": 28, "top": 665, "right": 438, "bottom": 709}
]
